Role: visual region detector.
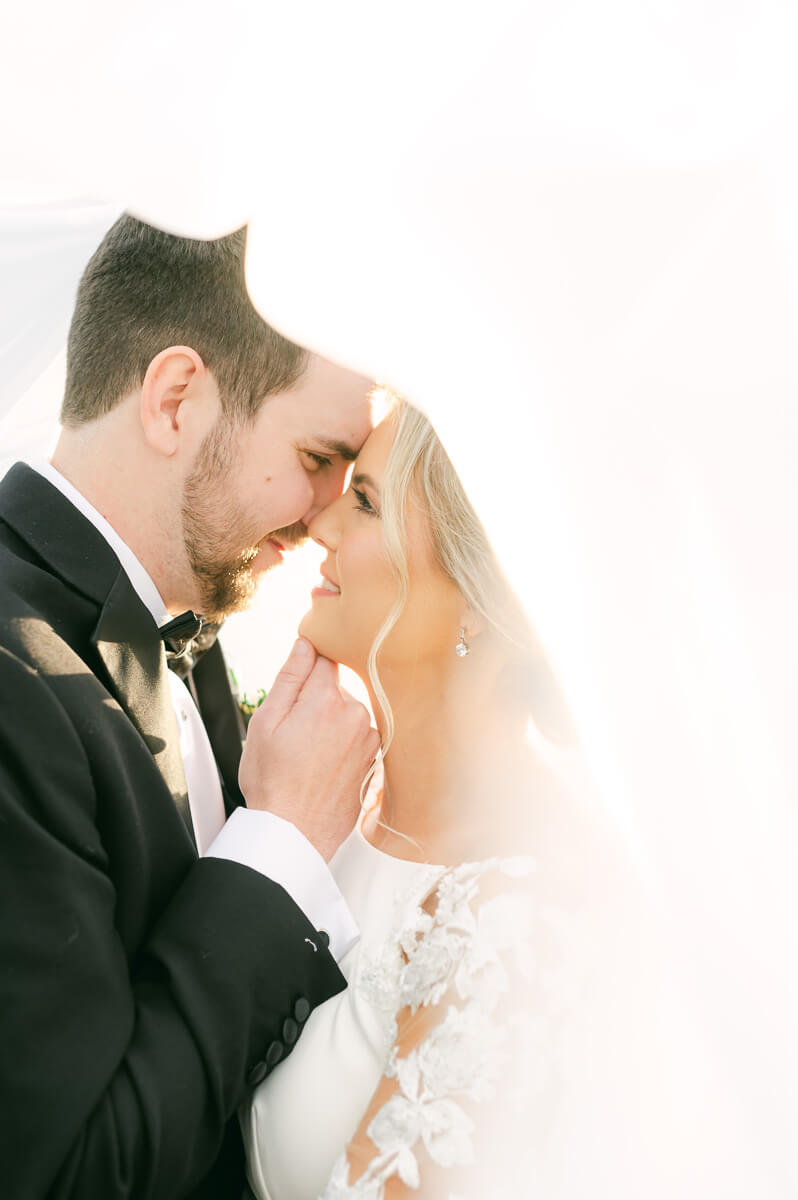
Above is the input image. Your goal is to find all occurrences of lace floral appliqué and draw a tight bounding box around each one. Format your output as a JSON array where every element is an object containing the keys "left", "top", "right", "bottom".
[{"left": 321, "top": 857, "right": 544, "bottom": 1199}]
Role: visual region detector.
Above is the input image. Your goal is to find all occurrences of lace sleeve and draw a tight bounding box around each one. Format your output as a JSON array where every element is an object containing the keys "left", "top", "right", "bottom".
[{"left": 320, "top": 857, "right": 547, "bottom": 1199}]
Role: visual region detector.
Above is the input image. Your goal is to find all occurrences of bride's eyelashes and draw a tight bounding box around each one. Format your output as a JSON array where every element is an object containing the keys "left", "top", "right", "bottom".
[{"left": 351, "top": 486, "right": 379, "bottom": 517}]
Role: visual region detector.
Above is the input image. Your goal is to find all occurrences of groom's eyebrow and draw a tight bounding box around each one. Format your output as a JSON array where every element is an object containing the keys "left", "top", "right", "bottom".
[{"left": 315, "top": 437, "right": 360, "bottom": 462}]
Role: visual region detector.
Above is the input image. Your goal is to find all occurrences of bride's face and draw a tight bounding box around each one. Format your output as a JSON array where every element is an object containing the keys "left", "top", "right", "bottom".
[{"left": 299, "top": 415, "right": 463, "bottom": 678}]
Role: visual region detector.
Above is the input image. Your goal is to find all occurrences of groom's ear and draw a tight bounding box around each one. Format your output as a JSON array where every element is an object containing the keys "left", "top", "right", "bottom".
[{"left": 139, "top": 346, "right": 212, "bottom": 457}]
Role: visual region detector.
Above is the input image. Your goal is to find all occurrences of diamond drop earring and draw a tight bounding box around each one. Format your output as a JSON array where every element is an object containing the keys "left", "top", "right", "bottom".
[{"left": 455, "top": 628, "right": 470, "bottom": 657}]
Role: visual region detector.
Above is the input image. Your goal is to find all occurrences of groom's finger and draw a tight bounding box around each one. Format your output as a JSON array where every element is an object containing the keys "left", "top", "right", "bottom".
[
  {"left": 258, "top": 637, "right": 316, "bottom": 731},
  {"left": 296, "top": 654, "right": 339, "bottom": 704}
]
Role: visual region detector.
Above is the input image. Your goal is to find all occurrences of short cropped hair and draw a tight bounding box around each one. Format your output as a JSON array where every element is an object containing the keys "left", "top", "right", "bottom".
[{"left": 61, "top": 215, "right": 307, "bottom": 426}]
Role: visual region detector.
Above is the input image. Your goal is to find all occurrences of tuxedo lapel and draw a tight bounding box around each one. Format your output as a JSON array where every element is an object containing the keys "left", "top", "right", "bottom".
[
  {"left": 93, "top": 568, "right": 195, "bottom": 846},
  {"left": 0, "top": 463, "right": 194, "bottom": 846}
]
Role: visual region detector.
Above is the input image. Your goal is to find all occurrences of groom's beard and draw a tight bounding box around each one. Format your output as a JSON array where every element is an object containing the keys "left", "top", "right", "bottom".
[{"left": 182, "top": 423, "right": 306, "bottom": 622}]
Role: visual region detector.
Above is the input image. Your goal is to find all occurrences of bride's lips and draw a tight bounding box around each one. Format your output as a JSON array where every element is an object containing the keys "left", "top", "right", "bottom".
[{"left": 311, "top": 568, "right": 341, "bottom": 598}]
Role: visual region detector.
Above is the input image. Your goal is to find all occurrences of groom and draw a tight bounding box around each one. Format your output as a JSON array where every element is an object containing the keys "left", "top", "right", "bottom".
[{"left": 0, "top": 216, "right": 377, "bottom": 1198}]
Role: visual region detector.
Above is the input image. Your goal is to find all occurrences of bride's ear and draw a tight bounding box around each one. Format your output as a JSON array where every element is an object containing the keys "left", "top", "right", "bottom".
[{"left": 458, "top": 605, "right": 486, "bottom": 644}]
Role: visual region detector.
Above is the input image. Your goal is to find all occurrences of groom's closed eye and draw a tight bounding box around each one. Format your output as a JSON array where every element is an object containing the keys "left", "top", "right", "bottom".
[
  {"left": 300, "top": 437, "right": 362, "bottom": 474},
  {"left": 301, "top": 451, "right": 334, "bottom": 471}
]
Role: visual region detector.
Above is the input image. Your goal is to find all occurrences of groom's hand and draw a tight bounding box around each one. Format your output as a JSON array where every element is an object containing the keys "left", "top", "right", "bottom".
[{"left": 239, "top": 637, "right": 380, "bottom": 861}]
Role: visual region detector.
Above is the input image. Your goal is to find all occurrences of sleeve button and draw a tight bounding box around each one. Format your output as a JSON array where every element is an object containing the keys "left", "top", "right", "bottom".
[
  {"left": 266, "top": 1039, "right": 284, "bottom": 1067},
  {"left": 294, "top": 996, "right": 311, "bottom": 1023},
  {"left": 317, "top": 929, "right": 330, "bottom": 950},
  {"left": 247, "top": 1060, "right": 268, "bottom": 1087},
  {"left": 282, "top": 1017, "right": 299, "bottom": 1045}
]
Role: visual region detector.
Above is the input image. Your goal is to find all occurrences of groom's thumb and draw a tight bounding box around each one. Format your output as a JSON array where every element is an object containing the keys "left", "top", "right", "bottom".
[{"left": 259, "top": 637, "right": 316, "bottom": 731}]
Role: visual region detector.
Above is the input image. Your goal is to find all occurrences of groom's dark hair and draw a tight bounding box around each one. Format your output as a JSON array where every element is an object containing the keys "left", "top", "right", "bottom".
[{"left": 61, "top": 214, "right": 307, "bottom": 426}]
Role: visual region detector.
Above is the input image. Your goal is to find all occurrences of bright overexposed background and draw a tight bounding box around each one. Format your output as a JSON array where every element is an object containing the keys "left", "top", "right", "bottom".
[{"left": 2, "top": 3, "right": 798, "bottom": 1195}]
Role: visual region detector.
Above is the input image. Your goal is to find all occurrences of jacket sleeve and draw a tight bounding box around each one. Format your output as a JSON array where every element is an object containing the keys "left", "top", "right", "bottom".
[{"left": 0, "top": 647, "right": 346, "bottom": 1199}]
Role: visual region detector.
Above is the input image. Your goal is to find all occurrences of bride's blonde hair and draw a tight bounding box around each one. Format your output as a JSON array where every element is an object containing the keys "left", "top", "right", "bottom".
[{"left": 367, "top": 397, "right": 549, "bottom": 759}]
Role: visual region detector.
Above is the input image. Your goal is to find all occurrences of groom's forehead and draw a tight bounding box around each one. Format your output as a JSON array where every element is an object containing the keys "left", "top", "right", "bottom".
[
  {"left": 274, "top": 366, "right": 375, "bottom": 451},
  {"left": 291, "top": 355, "right": 374, "bottom": 418},
  {"left": 282, "top": 404, "right": 372, "bottom": 459}
]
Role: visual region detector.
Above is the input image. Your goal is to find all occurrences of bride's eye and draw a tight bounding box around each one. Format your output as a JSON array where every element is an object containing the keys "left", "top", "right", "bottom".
[{"left": 352, "top": 486, "right": 378, "bottom": 516}]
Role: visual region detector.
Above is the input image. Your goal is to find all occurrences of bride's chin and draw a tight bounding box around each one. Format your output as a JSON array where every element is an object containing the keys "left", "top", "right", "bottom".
[
  {"left": 298, "top": 613, "right": 338, "bottom": 663},
  {"left": 297, "top": 613, "right": 318, "bottom": 648},
  {"left": 298, "top": 623, "right": 365, "bottom": 679}
]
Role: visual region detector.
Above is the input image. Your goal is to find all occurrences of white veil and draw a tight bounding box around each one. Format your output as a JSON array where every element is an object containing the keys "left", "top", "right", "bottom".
[{"left": 2, "top": 3, "right": 797, "bottom": 1195}]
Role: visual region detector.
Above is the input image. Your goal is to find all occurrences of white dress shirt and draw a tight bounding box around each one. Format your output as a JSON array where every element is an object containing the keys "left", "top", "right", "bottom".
[{"left": 32, "top": 459, "right": 358, "bottom": 961}]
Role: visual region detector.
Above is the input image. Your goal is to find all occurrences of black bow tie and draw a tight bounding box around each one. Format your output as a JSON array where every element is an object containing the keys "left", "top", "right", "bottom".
[
  {"left": 159, "top": 611, "right": 204, "bottom": 660},
  {"left": 159, "top": 611, "right": 223, "bottom": 679}
]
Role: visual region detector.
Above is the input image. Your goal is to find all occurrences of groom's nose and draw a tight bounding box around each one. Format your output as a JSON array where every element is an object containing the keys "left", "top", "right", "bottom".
[
  {"left": 301, "top": 458, "right": 350, "bottom": 527},
  {"left": 305, "top": 488, "right": 344, "bottom": 551}
]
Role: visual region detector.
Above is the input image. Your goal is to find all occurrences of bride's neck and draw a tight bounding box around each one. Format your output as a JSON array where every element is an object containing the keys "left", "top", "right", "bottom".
[{"left": 364, "top": 648, "right": 533, "bottom": 863}]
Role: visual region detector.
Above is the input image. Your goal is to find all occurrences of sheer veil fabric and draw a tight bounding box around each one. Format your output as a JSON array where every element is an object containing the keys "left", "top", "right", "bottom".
[
  {"left": 0, "top": 202, "right": 120, "bottom": 475},
  {"left": 2, "top": 3, "right": 798, "bottom": 1195}
]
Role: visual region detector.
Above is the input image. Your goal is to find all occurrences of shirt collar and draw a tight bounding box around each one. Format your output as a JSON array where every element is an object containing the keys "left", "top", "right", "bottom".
[{"left": 30, "top": 458, "right": 172, "bottom": 629}]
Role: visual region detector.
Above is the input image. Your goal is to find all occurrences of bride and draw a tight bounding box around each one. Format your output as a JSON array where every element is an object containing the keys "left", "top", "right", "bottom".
[{"left": 241, "top": 397, "right": 578, "bottom": 1199}]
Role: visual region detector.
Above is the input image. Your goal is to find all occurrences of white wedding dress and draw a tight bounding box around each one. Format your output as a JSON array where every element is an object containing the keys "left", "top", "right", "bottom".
[{"left": 241, "top": 807, "right": 541, "bottom": 1200}]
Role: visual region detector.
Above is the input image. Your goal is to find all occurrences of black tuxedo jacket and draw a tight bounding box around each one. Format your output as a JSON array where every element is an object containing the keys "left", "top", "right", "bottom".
[{"left": 0, "top": 463, "right": 345, "bottom": 1200}]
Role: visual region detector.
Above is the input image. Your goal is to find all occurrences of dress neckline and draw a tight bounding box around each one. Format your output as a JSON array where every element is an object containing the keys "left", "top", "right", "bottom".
[{"left": 353, "top": 804, "right": 443, "bottom": 871}]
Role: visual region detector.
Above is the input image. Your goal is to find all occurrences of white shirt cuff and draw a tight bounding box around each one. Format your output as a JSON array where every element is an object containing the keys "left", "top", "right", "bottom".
[{"left": 204, "top": 807, "right": 360, "bottom": 961}]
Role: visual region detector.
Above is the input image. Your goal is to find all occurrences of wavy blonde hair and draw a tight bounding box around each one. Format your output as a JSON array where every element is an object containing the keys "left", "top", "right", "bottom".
[
  {"left": 367, "top": 397, "right": 545, "bottom": 758},
  {"left": 360, "top": 398, "right": 571, "bottom": 854}
]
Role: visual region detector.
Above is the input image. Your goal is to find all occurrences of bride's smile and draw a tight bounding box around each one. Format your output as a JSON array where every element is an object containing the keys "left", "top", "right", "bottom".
[{"left": 312, "top": 568, "right": 341, "bottom": 596}]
